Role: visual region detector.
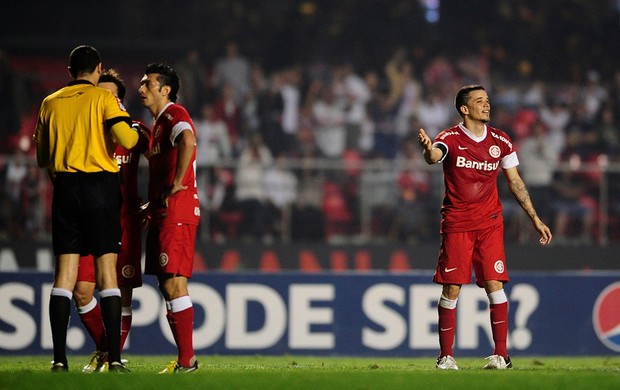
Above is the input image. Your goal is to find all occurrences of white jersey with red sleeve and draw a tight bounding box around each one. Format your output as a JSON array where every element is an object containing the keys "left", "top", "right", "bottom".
[
  {"left": 433, "top": 123, "right": 519, "bottom": 233},
  {"left": 147, "top": 102, "right": 200, "bottom": 225}
]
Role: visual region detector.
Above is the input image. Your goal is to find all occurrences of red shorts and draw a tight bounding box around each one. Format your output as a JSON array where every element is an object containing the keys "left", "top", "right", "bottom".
[
  {"left": 145, "top": 222, "right": 197, "bottom": 278},
  {"left": 433, "top": 222, "right": 508, "bottom": 287},
  {"left": 77, "top": 212, "right": 143, "bottom": 288},
  {"left": 77, "top": 255, "right": 96, "bottom": 283}
]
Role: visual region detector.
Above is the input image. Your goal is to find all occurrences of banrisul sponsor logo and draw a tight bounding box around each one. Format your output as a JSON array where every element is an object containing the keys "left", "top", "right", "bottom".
[
  {"left": 593, "top": 281, "right": 620, "bottom": 352},
  {"left": 455, "top": 156, "right": 499, "bottom": 171}
]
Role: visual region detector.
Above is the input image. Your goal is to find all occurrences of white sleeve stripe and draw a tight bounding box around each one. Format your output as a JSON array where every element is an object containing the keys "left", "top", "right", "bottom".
[
  {"left": 170, "top": 121, "right": 192, "bottom": 145},
  {"left": 501, "top": 151, "right": 519, "bottom": 169}
]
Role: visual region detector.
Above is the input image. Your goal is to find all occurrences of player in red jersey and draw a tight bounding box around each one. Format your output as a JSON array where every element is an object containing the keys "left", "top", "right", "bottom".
[
  {"left": 418, "top": 85, "right": 552, "bottom": 370},
  {"left": 138, "top": 63, "right": 200, "bottom": 373},
  {"left": 73, "top": 69, "right": 150, "bottom": 372}
]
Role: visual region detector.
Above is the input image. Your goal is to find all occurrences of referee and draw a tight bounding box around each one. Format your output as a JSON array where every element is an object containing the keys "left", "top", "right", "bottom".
[{"left": 33, "top": 45, "right": 138, "bottom": 372}]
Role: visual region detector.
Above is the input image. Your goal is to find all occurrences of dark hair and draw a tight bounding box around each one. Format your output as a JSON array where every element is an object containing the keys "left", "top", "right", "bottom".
[
  {"left": 454, "top": 84, "right": 485, "bottom": 116},
  {"left": 98, "top": 68, "right": 126, "bottom": 100},
  {"left": 144, "top": 63, "right": 179, "bottom": 102},
  {"left": 69, "top": 45, "right": 101, "bottom": 78}
]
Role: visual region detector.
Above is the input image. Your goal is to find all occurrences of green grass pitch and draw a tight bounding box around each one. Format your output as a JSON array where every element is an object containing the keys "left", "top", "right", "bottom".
[{"left": 0, "top": 355, "right": 618, "bottom": 389}]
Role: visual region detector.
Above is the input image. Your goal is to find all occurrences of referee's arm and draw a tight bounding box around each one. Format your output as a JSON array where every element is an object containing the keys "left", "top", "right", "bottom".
[{"left": 108, "top": 117, "right": 139, "bottom": 149}]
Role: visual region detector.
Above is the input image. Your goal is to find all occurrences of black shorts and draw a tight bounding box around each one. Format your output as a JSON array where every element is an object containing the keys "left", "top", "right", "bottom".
[{"left": 52, "top": 172, "right": 121, "bottom": 257}]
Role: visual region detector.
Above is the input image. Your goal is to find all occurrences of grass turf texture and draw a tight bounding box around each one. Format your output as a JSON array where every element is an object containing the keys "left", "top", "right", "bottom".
[{"left": 0, "top": 355, "right": 618, "bottom": 389}]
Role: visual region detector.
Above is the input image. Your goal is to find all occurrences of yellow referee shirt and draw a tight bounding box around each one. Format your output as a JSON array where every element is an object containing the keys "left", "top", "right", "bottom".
[{"left": 33, "top": 80, "right": 132, "bottom": 173}]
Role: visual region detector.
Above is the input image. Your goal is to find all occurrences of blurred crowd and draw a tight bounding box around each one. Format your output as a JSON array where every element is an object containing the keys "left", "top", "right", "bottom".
[{"left": 1, "top": 42, "right": 620, "bottom": 245}]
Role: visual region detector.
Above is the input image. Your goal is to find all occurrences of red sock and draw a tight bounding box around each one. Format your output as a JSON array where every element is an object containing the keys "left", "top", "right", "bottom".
[
  {"left": 169, "top": 307, "right": 195, "bottom": 367},
  {"left": 166, "top": 311, "right": 179, "bottom": 344},
  {"left": 490, "top": 302, "right": 509, "bottom": 358},
  {"left": 120, "top": 313, "right": 132, "bottom": 351},
  {"left": 78, "top": 302, "right": 108, "bottom": 352},
  {"left": 438, "top": 306, "right": 456, "bottom": 357}
]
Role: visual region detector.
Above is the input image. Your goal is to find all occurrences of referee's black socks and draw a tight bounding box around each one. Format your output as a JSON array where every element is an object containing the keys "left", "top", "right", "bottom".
[
  {"left": 49, "top": 288, "right": 73, "bottom": 367},
  {"left": 100, "top": 288, "right": 122, "bottom": 363}
]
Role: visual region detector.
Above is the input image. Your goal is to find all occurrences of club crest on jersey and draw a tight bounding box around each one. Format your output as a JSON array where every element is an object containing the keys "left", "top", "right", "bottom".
[
  {"left": 154, "top": 125, "right": 162, "bottom": 139},
  {"left": 489, "top": 145, "right": 501, "bottom": 158},
  {"left": 159, "top": 253, "right": 169, "bottom": 266},
  {"left": 121, "top": 265, "right": 135, "bottom": 279},
  {"left": 494, "top": 260, "right": 505, "bottom": 273}
]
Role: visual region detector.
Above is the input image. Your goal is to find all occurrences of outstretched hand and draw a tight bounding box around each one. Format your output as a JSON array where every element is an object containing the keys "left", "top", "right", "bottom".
[{"left": 418, "top": 128, "right": 432, "bottom": 152}]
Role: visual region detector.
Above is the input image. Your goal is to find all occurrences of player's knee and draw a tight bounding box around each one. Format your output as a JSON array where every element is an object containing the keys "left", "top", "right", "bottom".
[{"left": 73, "top": 283, "right": 96, "bottom": 307}]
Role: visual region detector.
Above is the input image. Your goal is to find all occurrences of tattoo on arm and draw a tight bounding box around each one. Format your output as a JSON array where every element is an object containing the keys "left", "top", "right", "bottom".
[{"left": 509, "top": 178, "right": 538, "bottom": 220}]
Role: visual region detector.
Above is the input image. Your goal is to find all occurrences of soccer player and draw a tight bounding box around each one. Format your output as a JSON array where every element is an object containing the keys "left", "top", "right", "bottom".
[
  {"left": 138, "top": 63, "right": 200, "bottom": 373},
  {"left": 33, "top": 45, "right": 138, "bottom": 372},
  {"left": 74, "top": 69, "right": 151, "bottom": 372},
  {"left": 417, "top": 85, "right": 552, "bottom": 370}
]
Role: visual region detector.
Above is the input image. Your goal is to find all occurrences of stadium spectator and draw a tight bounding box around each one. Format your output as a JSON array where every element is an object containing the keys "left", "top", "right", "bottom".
[
  {"left": 391, "top": 167, "right": 432, "bottom": 243},
  {"left": 291, "top": 156, "right": 325, "bottom": 242},
  {"left": 280, "top": 67, "right": 302, "bottom": 154},
  {"left": 256, "top": 70, "right": 286, "bottom": 157},
  {"left": 539, "top": 97, "right": 571, "bottom": 158},
  {"left": 366, "top": 78, "right": 400, "bottom": 159},
  {"left": 242, "top": 62, "right": 269, "bottom": 134},
  {"left": 195, "top": 101, "right": 232, "bottom": 168},
  {"left": 516, "top": 120, "right": 557, "bottom": 241},
  {"left": 333, "top": 62, "right": 371, "bottom": 151},
  {"left": 213, "top": 83, "right": 243, "bottom": 155},
  {"left": 312, "top": 81, "right": 347, "bottom": 159},
  {"left": 212, "top": 41, "right": 251, "bottom": 106},
  {"left": 359, "top": 154, "right": 398, "bottom": 240},
  {"left": 550, "top": 153, "right": 597, "bottom": 246},
  {"left": 390, "top": 136, "right": 432, "bottom": 242},
  {"left": 234, "top": 131, "right": 274, "bottom": 242},
  {"left": 415, "top": 87, "right": 453, "bottom": 139},
  {"left": 578, "top": 70, "right": 607, "bottom": 123},
  {"left": 195, "top": 101, "right": 232, "bottom": 239},
  {"left": 263, "top": 154, "right": 298, "bottom": 242},
  {"left": 174, "top": 48, "right": 208, "bottom": 116}
]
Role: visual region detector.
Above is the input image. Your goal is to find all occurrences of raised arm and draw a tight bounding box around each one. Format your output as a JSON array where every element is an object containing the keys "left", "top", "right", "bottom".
[{"left": 418, "top": 128, "right": 443, "bottom": 164}]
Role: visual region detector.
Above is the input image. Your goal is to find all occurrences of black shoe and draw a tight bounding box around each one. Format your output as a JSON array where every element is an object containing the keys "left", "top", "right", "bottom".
[
  {"left": 159, "top": 359, "right": 199, "bottom": 374},
  {"left": 51, "top": 362, "right": 68, "bottom": 372},
  {"left": 175, "top": 360, "right": 199, "bottom": 373},
  {"left": 108, "top": 361, "right": 130, "bottom": 373}
]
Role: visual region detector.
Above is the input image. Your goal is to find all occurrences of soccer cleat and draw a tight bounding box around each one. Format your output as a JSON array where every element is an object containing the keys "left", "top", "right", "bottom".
[
  {"left": 98, "top": 361, "right": 109, "bottom": 372},
  {"left": 158, "top": 360, "right": 199, "bottom": 374},
  {"left": 483, "top": 355, "right": 512, "bottom": 369},
  {"left": 108, "top": 361, "right": 130, "bottom": 373},
  {"left": 82, "top": 350, "right": 108, "bottom": 373},
  {"left": 436, "top": 355, "right": 459, "bottom": 370},
  {"left": 51, "top": 362, "right": 68, "bottom": 372}
]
